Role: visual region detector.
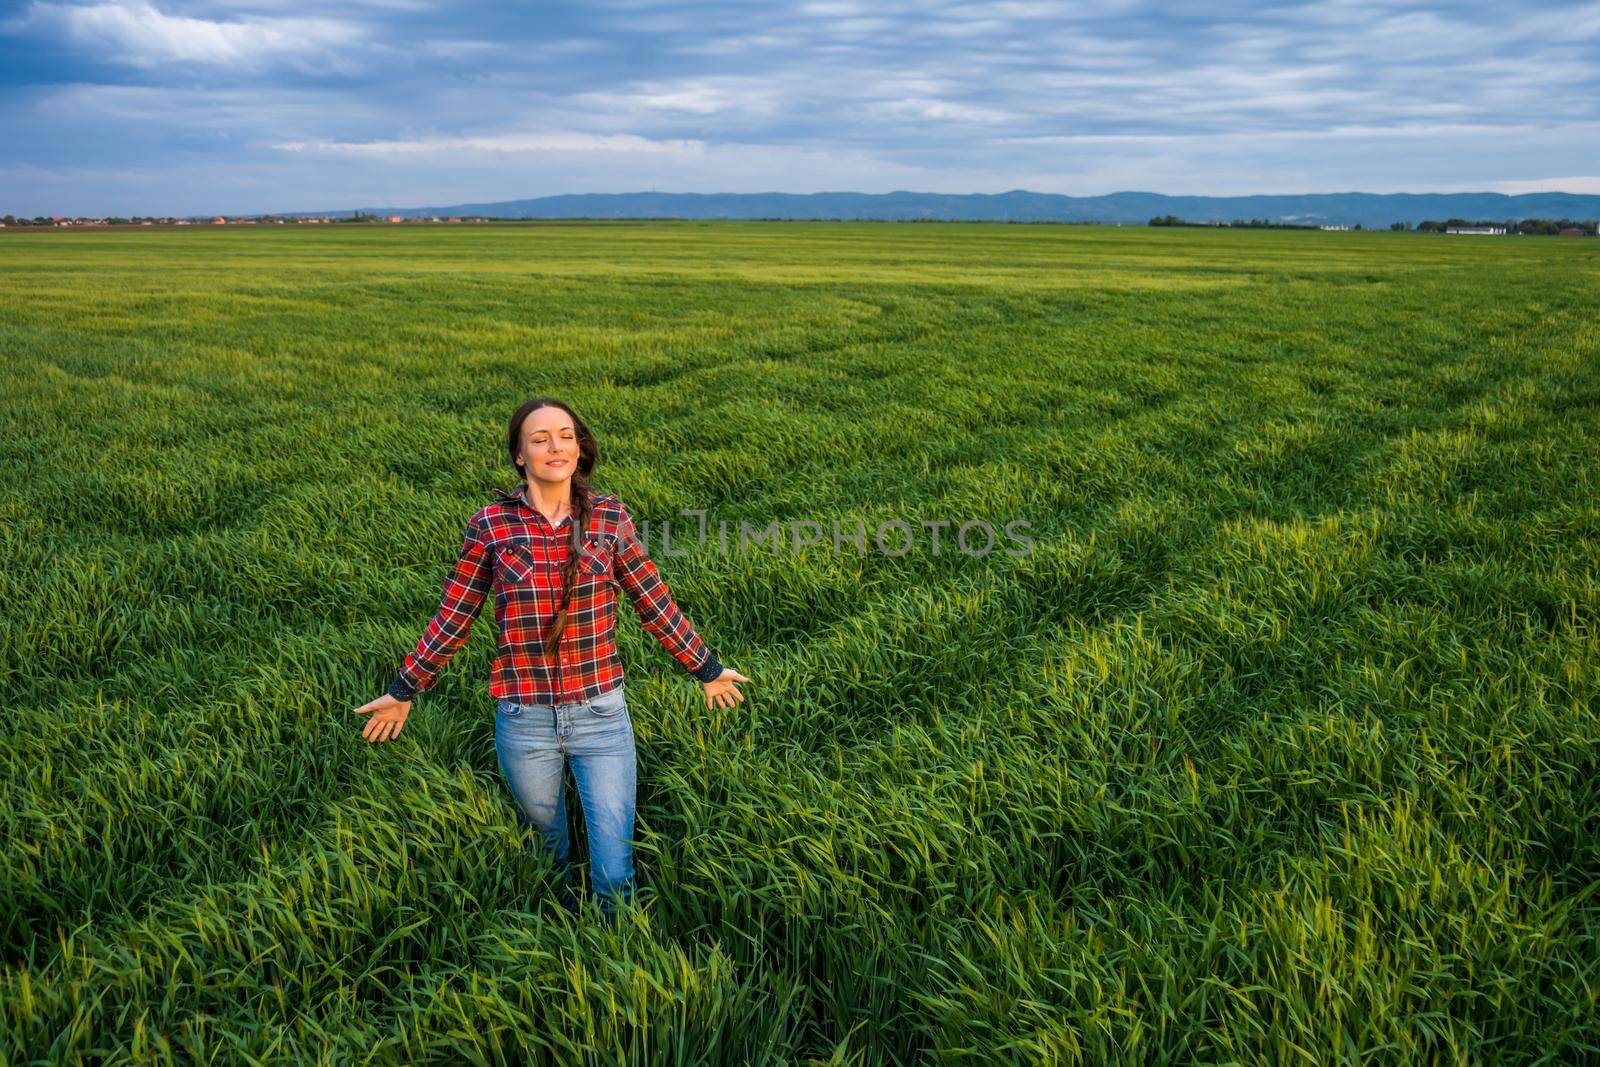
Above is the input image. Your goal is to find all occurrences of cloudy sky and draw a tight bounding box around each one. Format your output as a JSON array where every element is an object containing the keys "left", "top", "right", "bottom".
[{"left": 2, "top": 0, "right": 1597, "bottom": 215}]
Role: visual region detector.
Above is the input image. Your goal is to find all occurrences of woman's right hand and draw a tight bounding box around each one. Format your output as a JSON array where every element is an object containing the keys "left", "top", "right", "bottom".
[{"left": 354, "top": 694, "right": 412, "bottom": 743}]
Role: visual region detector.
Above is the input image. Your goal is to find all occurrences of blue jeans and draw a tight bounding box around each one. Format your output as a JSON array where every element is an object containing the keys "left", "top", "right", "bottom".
[{"left": 494, "top": 682, "right": 637, "bottom": 920}]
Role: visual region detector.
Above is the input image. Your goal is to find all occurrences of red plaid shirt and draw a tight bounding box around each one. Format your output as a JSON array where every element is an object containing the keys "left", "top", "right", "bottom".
[{"left": 389, "top": 485, "right": 723, "bottom": 705}]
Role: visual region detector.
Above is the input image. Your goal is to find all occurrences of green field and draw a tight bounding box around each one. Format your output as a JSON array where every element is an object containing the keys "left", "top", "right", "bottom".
[{"left": 2, "top": 222, "right": 1597, "bottom": 1063}]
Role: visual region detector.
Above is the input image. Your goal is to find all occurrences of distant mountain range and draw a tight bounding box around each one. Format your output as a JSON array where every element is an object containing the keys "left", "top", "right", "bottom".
[{"left": 317, "top": 190, "right": 1600, "bottom": 228}]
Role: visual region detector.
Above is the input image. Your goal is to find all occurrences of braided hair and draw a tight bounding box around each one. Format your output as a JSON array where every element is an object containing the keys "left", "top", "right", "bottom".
[{"left": 506, "top": 397, "right": 598, "bottom": 656}]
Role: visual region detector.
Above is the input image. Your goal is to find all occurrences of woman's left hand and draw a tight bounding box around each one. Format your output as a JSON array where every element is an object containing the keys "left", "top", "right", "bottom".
[{"left": 701, "top": 668, "right": 749, "bottom": 709}]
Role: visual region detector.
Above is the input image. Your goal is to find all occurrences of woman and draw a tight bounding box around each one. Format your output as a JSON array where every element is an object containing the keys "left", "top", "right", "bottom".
[{"left": 353, "top": 397, "right": 749, "bottom": 920}]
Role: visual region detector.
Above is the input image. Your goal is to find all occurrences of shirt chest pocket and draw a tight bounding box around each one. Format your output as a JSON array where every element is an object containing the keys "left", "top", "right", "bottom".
[
  {"left": 494, "top": 540, "right": 543, "bottom": 587},
  {"left": 577, "top": 536, "right": 616, "bottom": 585},
  {"left": 495, "top": 537, "right": 613, "bottom": 588}
]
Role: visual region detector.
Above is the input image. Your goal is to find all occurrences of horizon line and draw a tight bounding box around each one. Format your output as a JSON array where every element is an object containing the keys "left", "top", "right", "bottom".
[{"left": 10, "top": 187, "right": 1600, "bottom": 221}]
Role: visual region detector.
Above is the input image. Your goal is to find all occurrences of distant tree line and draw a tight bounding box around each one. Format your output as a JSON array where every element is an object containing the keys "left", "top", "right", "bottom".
[
  {"left": 1415, "top": 218, "right": 1506, "bottom": 232},
  {"left": 6, "top": 215, "right": 73, "bottom": 225},
  {"left": 1507, "top": 218, "right": 1595, "bottom": 235},
  {"left": 1399, "top": 218, "right": 1597, "bottom": 235},
  {"left": 7, "top": 211, "right": 1595, "bottom": 233},
  {"left": 1140, "top": 214, "right": 1597, "bottom": 235},
  {"left": 1147, "top": 215, "right": 1321, "bottom": 229}
]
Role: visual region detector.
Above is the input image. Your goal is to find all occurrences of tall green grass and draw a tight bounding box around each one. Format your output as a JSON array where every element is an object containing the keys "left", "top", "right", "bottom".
[{"left": 1, "top": 222, "right": 1596, "bottom": 1063}]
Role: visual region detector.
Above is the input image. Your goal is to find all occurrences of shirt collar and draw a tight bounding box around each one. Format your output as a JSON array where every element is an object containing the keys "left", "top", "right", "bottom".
[{"left": 494, "top": 483, "right": 573, "bottom": 529}]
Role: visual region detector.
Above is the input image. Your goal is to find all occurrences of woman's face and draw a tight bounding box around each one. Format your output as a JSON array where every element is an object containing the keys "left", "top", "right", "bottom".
[{"left": 516, "top": 407, "right": 578, "bottom": 486}]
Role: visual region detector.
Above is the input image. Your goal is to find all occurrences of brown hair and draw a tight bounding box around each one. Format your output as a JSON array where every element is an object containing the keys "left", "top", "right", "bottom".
[{"left": 507, "top": 397, "right": 598, "bottom": 655}]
